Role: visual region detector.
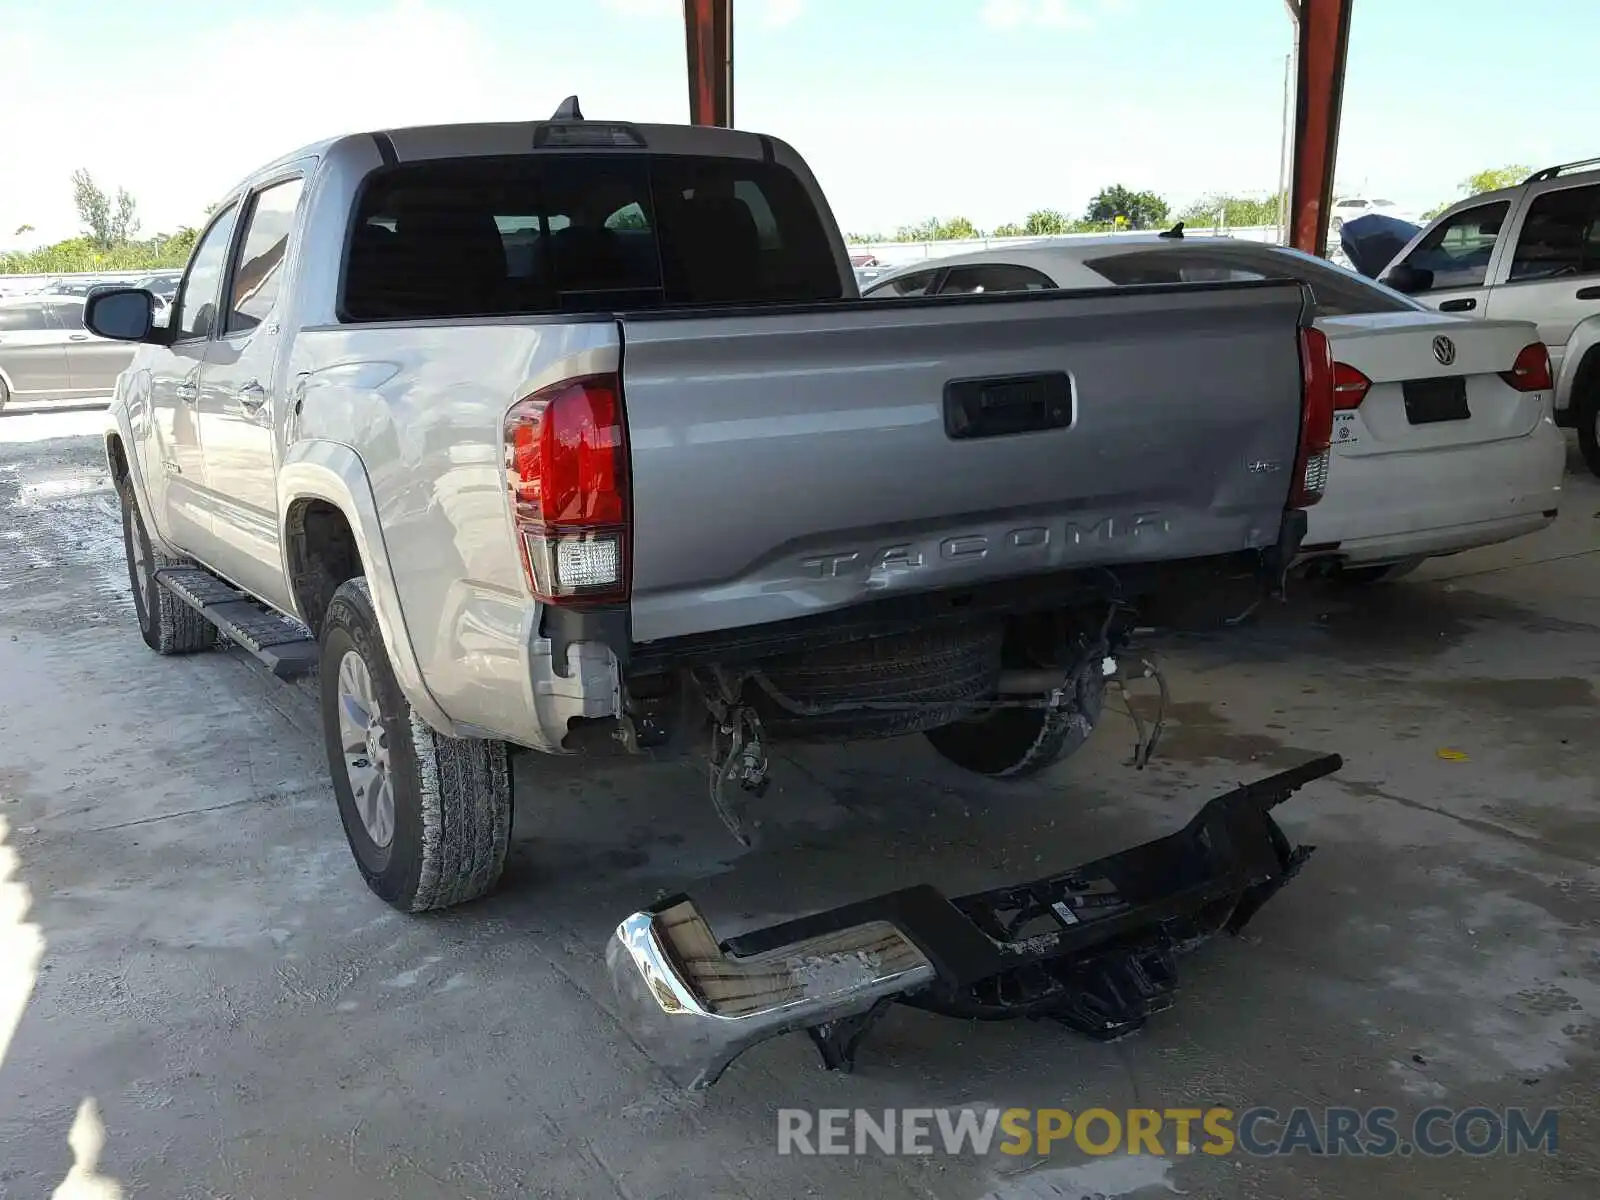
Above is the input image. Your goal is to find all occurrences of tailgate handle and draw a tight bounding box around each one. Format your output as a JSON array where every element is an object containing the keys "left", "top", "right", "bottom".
[
  {"left": 1438, "top": 298, "right": 1476, "bottom": 312},
  {"left": 1576, "top": 286, "right": 1600, "bottom": 300},
  {"left": 944, "top": 372, "right": 1073, "bottom": 440}
]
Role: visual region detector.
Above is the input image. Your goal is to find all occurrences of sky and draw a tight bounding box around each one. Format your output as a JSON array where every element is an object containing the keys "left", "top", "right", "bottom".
[{"left": 3, "top": 0, "right": 1598, "bottom": 249}]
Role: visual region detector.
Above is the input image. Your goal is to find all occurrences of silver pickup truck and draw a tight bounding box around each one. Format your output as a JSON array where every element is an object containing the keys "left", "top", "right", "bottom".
[{"left": 89, "top": 104, "right": 1334, "bottom": 913}]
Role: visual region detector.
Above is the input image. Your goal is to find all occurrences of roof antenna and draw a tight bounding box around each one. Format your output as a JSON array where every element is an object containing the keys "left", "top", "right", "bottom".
[
  {"left": 552, "top": 95, "right": 584, "bottom": 120},
  {"left": 1158, "top": 221, "right": 1185, "bottom": 239}
]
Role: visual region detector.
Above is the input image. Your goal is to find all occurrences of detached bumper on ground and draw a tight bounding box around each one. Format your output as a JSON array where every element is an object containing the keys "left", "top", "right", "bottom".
[{"left": 607, "top": 754, "right": 1343, "bottom": 1089}]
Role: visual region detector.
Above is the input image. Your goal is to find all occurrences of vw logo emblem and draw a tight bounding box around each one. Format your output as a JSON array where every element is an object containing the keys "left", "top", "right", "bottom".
[{"left": 1432, "top": 335, "right": 1456, "bottom": 366}]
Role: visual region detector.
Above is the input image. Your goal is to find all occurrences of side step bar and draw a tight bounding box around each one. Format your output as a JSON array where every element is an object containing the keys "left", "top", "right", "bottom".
[
  {"left": 607, "top": 753, "right": 1342, "bottom": 1089},
  {"left": 155, "top": 566, "right": 319, "bottom": 678}
]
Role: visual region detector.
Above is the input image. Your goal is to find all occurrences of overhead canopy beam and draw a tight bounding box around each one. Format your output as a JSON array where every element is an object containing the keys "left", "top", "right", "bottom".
[
  {"left": 1287, "top": 0, "right": 1353, "bottom": 255},
  {"left": 683, "top": 0, "right": 733, "bottom": 127}
]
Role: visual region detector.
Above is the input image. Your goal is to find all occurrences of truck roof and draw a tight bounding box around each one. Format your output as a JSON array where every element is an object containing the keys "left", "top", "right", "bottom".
[{"left": 223, "top": 118, "right": 779, "bottom": 211}]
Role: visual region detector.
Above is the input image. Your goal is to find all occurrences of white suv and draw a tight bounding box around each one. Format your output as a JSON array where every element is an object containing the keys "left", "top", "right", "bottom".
[
  {"left": 1330, "top": 196, "right": 1414, "bottom": 235},
  {"left": 1379, "top": 157, "right": 1600, "bottom": 475}
]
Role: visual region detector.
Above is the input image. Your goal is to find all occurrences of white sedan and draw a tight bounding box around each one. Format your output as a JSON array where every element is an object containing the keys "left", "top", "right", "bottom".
[{"left": 863, "top": 237, "right": 1566, "bottom": 582}]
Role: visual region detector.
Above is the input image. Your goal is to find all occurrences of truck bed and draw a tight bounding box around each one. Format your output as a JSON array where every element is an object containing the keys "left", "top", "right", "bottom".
[{"left": 620, "top": 279, "right": 1310, "bottom": 645}]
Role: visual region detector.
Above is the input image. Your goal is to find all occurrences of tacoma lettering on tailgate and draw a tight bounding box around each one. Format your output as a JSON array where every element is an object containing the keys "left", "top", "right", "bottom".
[{"left": 798, "top": 512, "right": 1172, "bottom": 582}]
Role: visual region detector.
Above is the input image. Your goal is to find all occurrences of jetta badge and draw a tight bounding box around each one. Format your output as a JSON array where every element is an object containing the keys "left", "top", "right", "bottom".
[{"left": 1432, "top": 335, "right": 1456, "bottom": 366}]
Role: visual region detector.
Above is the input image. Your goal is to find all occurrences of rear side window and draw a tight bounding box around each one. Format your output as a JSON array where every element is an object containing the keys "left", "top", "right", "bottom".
[
  {"left": 341, "top": 153, "right": 843, "bottom": 321},
  {"left": 1507, "top": 184, "right": 1600, "bottom": 283},
  {"left": 864, "top": 269, "right": 939, "bottom": 298},
  {"left": 1087, "top": 247, "right": 1411, "bottom": 317},
  {"left": 0, "top": 304, "right": 49, "bottom": 332},
  {"left": 937, "top": 263, "right": 1056, "bottom": 294}
]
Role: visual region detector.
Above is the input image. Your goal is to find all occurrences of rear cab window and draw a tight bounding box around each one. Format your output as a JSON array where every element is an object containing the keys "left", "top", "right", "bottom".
[{"left": 340, "top": 153, "right": 844, "bottom": 320}]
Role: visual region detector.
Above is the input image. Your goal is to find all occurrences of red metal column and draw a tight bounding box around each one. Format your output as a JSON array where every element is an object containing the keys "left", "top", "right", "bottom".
[
  {"left": 683, "top": 0, "right": 733, "bottom": 127},
  {"left": 1287, "top": 0, "right": 1353, "bottom": 255}
]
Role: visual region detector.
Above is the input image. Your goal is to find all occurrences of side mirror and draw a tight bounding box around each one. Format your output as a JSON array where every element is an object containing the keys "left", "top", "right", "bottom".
[
  {"left": 84, "top": 288, "right": 157, "bottom": 342},
  {"left": 1381, "top": 262, "right": 1433, "bottom": 295}
]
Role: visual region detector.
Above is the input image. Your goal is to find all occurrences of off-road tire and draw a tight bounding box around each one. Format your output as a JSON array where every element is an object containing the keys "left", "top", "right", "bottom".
[
  {"left": 750, "top": 624, "right": 1004, "bottom": 741},
  {"left": 320, "top": 578, "right": 512, "bottom": 912},
  {"left": 1336, "top": 558, "right": 1423, "bottom": 586},
  {"left": 119, "top": 478, "right": 217, "bottom": 655},
  {"left": 925, "top": 661, "right": 1107, "bottom": 778}
]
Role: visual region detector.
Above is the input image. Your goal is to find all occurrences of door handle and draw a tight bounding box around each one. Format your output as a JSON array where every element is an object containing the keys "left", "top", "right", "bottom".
[
  {"left": 236, "top": 381, "right": 268, "bottom": 413},
  {"left": 175, "top": 382, "right": 199, "bottom": 403},
  {"left": 1439, "top": 298, "right": 1477, "bottom": 312},
  {"left": 68, "top": 334, "right": 90, "bottom": 341},
  {"left": 1577, "top": 286, "right": 1600, "bottom": 300}
]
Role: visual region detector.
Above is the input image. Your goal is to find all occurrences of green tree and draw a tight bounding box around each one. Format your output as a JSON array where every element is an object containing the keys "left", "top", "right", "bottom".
[
  {"left": 936, "top": 216, "right": 980, "bottom": 240},
  {"left": 893, "top": 217, "right": 942, "bottom": 242},
  {"left": 71, "top": 169, "right": 140, "bottom": 250},
  {"left": 1024, "top": 209, "right": 1070, "bottom": 236},
  {"left": 991, "top": 222, "right": 1025, "bottom": 238},
  {"left": 1180, "top": 192, "right": 1281, "bottom": 228},
  {"left": 1419, "top": 164, "right": 1532, "bottom": 225},
  {"left": 1461, "top": 165, "right": 1530, "bottom": 197},
  {"left": 1085, "top": 185, "right": 1169, "bottom": 230}
]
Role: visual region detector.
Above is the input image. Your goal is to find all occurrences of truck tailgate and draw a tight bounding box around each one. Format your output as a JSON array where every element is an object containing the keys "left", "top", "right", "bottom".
[{"left": 620, "top": 282, "right": 1307, "bottom": 645}]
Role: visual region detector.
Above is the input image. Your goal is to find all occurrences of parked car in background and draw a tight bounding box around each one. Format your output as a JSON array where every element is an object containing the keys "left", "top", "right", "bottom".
[
  {"left": 132, "top": 272, "right": 182, "bottom": 303},
  {"left": 1379, "top": 157, "right": 1600, "bottom": 475},
  {"left": 864, "top": 237, "right": 1565, "bottom": 583},
  {"left": 41, "top": 277, "right": 130, "bottom": 298},
  {"left": 0, "top": 295, "right": 138, "bottom": 409},
  {"left": 1330, "top": 197, "right": 1417, "bottom": 235}
]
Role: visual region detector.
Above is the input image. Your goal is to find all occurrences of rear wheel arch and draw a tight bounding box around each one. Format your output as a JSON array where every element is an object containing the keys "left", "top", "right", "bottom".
[
  {"left": 276, "top": 449, "right": 457, "bottom": 736},
  {"left": 285, "top": 496, "right": 363, "bottom": 636},
  {"left": 1555, "top": 319, "right": 1600, "bottom": 412},
  {"left": 105, "top": 431, "right": 131, "bottom": 485},
  {"left": 1574, "top": 345, "right": 1600, "bottom": 476}
]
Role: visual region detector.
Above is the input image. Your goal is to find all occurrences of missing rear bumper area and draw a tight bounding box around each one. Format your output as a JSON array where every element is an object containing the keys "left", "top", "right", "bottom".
[{"left": 606, "top": 753, "right": 1342, "bottom": 1089}]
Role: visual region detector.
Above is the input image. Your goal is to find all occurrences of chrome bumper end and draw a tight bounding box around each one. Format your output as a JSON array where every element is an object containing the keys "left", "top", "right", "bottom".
[{"left": 606, "top": 899, "right": 936, "bottom": 1090}]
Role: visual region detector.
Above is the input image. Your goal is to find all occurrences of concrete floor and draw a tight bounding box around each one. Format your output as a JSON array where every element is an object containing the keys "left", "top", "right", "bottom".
[{"left": 0, "top": 404, "right": 1596, "bottom": 1199}]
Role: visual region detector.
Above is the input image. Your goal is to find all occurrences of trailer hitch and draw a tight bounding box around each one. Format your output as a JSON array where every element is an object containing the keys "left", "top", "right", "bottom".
[{"left": 607, "top": 753, "right": 1341, "bottom": 1090}]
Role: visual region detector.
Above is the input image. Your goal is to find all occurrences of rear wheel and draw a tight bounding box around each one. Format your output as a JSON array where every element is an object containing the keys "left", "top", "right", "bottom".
[
  {"left": 0, "top": 375, "right": 10, "bottom": 412},
  {"left": 319, "top": 578, "right": 512, "bottom": 912},
  {"left": 925, "top": 669, "right": 1105, "bottom": 778},
  {"left": 119, "top": 478, "right": 216, "bottom": 655},
  {"left": 925, "top": 616, "right": 1108, "bottom": 778}
]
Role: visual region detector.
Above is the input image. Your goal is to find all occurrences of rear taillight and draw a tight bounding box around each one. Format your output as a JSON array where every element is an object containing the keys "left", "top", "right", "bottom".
[
  {"left": 1293, "top": 327, "right": 1336, "bottom": 508},
  {"left": 1501, "top": 342, "right": 1552, "bottom": 392},
  {"left": 504, "top": 373, "right": 629, "bottom": 605},
  {"left": 1332, "top": 361, "right": 1372, "bottom": 408}
]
